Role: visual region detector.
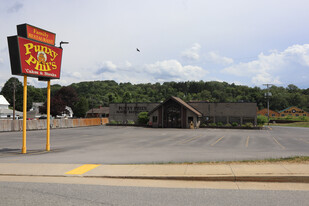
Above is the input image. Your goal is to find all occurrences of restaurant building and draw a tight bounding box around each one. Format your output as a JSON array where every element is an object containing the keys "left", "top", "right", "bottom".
[{"left": 109, "top": 96, "right": 257, "bottom": 128}]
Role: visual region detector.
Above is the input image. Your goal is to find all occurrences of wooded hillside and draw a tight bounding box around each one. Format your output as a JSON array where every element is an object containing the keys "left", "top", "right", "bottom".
[{"left": 1, "top": 78, "right": 308, "bottom": 116}]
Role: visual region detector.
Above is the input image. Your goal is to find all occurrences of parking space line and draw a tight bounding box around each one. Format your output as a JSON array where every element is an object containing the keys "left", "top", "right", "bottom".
[
  {"left": 178, "top": 135, "right": 200, "bottom": 144},
  {"left": 272, "top": 137, "right": 285, "bottom": 149},
  {"left": 246, "top": 136, "right": 250, "bottom": 148},
  {"left": 299, "top": 138, "right": 309, "bottom": 144},
  {"left": 181, "top": 136, "right": 202, "bottom": 144},
  {"left": 211, "top": 136, "right": 224, "bottom": 146},
  {"left": 66, "top": 164, "right": 101, "bottom": 175}
]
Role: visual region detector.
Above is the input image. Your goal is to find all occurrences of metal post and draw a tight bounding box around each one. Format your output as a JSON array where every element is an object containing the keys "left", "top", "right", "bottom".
[
  {"left": 267, "top": 95, "right": 270, "bottom": 125},
  {"left": 22, "top": 75, "right": 27, "bottom": 154},
  {"left": 263, "top": 83, "right": 273, "bottom": 126},
  {"left": 13, "top": 82, "right": 16, "bottom": 120},
  {"left": 46, "top": 80, "right": 51, "bottom": 151}
]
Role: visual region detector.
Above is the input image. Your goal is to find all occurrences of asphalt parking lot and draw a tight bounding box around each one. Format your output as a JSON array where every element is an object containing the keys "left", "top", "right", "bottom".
[{"left": 0, "top": 126, "right": 308, "bottom": 164}]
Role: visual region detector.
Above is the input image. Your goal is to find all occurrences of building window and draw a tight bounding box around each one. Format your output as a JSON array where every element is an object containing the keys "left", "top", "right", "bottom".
[
  {"left": 272, "top": 114, "right": 275, "bottom": 117},
  {"left": 281, "top": 114, "right": 285, "bottom": 117},
  {"left": 188, "top": 116, "right": 193, "bottom": 124},
  {"left": 304, "top": 114, "right": 307, "bottom": 116},
  {"left": 296, "top": 114, "right": 299, "bottom": 117},
  {"left": 152, "top": 116, "right": 158, "bottom": 123}
]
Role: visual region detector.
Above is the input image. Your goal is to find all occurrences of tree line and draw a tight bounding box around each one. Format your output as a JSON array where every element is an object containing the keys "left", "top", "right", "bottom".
[{"left": 1, "top": 77, "right": 308, "bottom": 117}]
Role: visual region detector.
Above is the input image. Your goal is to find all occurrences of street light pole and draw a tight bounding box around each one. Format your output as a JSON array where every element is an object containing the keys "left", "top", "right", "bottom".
[
  {"left": 263, "top": 84, "right": 273, "bottom": 125},
  {"left": 13, "top": 81, "right": 16, "bottom": 120}
]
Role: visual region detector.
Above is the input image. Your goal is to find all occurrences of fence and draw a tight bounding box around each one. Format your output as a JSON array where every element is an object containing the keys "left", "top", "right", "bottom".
[{"left": 0, "top": 118, "right": 109, "bottom": 132}]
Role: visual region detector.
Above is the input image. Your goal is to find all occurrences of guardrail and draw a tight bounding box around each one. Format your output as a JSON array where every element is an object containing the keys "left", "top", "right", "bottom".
[{"left": 0, "top": 118, "right": 109, "bottom": 132}]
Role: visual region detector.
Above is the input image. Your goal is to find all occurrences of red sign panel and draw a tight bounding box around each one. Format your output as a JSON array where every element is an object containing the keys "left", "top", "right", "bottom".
[
  {"left": 15, "top": 37, "right": 62, "bottom": 79},
  {"left": 26, "top": 25, "right": 56, "bottom": 45}
]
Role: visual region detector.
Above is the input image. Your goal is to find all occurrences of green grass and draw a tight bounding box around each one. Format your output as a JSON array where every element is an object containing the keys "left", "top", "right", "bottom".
[
  {"left": 147, "top": 156, "right": 309, "bottom": 165},
  {"left": 269, "top": 122, "right": 309, "bottom": 128}
]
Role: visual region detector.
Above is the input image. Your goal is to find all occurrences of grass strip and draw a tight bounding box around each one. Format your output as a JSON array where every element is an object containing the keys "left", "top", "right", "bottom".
[{"left": 148, "top": 156, "right": 309, "bottom": 165}]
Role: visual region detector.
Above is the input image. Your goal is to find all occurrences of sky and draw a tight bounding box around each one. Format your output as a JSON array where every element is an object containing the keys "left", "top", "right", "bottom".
[{"left": 1, "top": 0, "right": 309, "bottom": 89}]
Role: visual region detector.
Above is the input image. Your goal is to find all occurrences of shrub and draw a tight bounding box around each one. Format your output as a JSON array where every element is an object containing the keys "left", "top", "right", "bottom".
[
  {"left": 243, "top": 122, "right": 253, "bottom": 128},
  {"left": 216, "top": 122, "right": 224, "bottom": 127},
  {"left": 137, "top": 112, "right": 149, "bottom": 125},
  {"left": 231, "top": 122, "right": 238, "bottom": 127},
  {"left": 127, "top": 120, "right": 135, "bottom": 125},
  {"left": 225, "top": 123, "right": 231, "bottom": 127},
  {"left": 257, "top": 115, "right": 268, "bottom": 125},
  {"left": 201, "top": 123, "right": 207, "bottom": 127},
  {"left": 208, "top": 123, "right": 216, "bottom": 127},
  {"left": 300, "top": 116, "right": 309, "bottom": 122},
  {"left": 109, "top": 120, "right": 118, "bottom": 124}
]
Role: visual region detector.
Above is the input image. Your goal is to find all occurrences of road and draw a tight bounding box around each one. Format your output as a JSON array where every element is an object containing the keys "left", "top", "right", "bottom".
[
  {"left": 0, "top": 179, "right": 308, "bottom": 206},
  {"left": 0, "top": 126, "right": 308, "bottom": 164}
]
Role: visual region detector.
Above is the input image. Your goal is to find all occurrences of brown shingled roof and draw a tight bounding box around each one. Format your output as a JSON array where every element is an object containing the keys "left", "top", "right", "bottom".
[{"left": 148, "top": 96, "right": 202, "bottom": 117}]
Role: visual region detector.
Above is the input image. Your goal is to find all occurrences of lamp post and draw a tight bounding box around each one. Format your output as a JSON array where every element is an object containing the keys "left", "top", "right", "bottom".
[
  {"left": 12, "top": 81, "right": 16, "bottom": 120},
  {"left": 263, "top": 84, "right": 273, "bottom": 125}
]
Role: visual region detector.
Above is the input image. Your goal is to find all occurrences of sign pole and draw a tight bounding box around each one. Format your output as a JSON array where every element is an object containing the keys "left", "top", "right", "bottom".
[
  {"left": 22, "top": 75, "right": 27, "bottom": 154},
  {"left": 46, "top": 80, "right": 51, "bottom": 151}
]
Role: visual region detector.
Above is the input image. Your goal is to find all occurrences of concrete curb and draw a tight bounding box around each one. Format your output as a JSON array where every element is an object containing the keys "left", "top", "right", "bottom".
[
  {"left": 81, "top": 175, "right": 309, "bottom": 183},
  {"left": 1, "top": 174, "right": 308, "bottom": 183},
  {"left": 1, "top": 163, "right": 308, "bottom": 183}
]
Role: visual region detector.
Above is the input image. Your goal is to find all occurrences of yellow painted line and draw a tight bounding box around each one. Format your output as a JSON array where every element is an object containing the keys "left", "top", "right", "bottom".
[
  {"left": 246, "top": 136, "right": 250, "bottom": 148},
  {"left": 299, "top": 138, "right": 309, "bottom": 144},
  {"left": 272, "top": 137, "right": 285, "bottom": 149},
  {"left": 211, "top": 136, "right": 224, "bottom": 146},
  {"left": 66, "top": 164, "right": 101, "bottom": 175},
  {"left": 180, "top": 136, "right": 201, "bottom": 144}
]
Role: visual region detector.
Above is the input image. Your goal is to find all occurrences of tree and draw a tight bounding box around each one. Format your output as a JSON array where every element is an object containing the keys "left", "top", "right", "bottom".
[
  {"left": 40, "top": 96, "right": 66, "bottom": 117},
  {"left": 73, "top": 97, "right": 89, "bottom": 118},
  {"left": 0, "top": 77, "right": 32, "bottom": 111},
  {"left": 137, "top": 112, "right": 149, "bottom": 125},
  {"left": 40, "top": 86, "right": 78, "bottom": 117},
  {"left": 55, "top": 86, "right": 78, "bottom": 108}
]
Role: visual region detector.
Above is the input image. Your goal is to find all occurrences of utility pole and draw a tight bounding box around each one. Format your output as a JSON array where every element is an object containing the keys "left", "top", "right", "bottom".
[
  {"left": 13, "top": 81, "right": 16, "bottom": 120},
  {"left": 263, "top": 84, "right": 273, "bottom": 125}
]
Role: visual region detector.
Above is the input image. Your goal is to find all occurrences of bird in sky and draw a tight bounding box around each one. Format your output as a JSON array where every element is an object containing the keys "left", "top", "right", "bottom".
[{"left": 136, "top": 48, "right": 140, "bottom": 52}]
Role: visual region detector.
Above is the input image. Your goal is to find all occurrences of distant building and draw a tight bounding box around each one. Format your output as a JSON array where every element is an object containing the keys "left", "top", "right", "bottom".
[
  {"left": 57, "top": 106, "right": 74, "bottom": 118},
  {"left": 0, "top": 95, "right": 22, "bottom": 119},
  {"left": 86, "top": 106, "right": 109, "bottom": 118},
  {"left": 27, "top": 102, "right": 44, "bottom": 119},
  {"left": 109, "top": 96, "right": 257, "bottom": 128},
  {"left": 279, "top": 106, "right": 308, "bottom": 117},
  {"left": 257, "top": 108, "right": 280, "bottom": 117}
]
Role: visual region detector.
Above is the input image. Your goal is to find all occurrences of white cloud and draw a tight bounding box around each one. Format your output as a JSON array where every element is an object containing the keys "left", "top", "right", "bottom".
[
  {"left": 144, "top": 59, "right": 208, "bottom": 82},
  {"left": 86, "top": 59, "right": 209, "bottom": 84},
  {"left": 7, "top": 2, "right": 23, "bottom": 13},
  {"left": 206, "top": 52, "right": 234, "bottom": 65},
  {"left": 222, "top": 44, "right": 309, "bottom": 85},
  {"left": 181, "top": 43, "right": 201, "bottom": 61},
  {"left": 95, "top": 61, "right": 118, "bottom": 74}
]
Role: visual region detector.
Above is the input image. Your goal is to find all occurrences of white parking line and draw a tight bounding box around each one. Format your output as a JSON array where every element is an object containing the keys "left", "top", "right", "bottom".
[{"left": 272, "top": 137, "right": 285, "bottom": 149}]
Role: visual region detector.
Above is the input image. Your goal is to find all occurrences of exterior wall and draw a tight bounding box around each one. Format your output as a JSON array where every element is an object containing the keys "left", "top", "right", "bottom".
[
  {"left": 109, "top": 103, "right": 159, "bottom": 123},
  {"left": 149, "top": 109, "right": 159, "bottom": 128},
  {"left": 257, "top": 108, "right": 280, "bottom": 117},
  {"left": 279, "top": 106, "right": 309, "bottom": 117},
  {"left": 186, "top": 109, "right": 198, "bottom": 128},
  {"left": 189, "top": 102, "right": 257, "bottom": 125}
]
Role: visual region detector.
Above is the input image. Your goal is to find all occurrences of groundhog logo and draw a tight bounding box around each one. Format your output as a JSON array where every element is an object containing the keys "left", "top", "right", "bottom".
[{"left": 37, "top": 51, "right": 47, "bottom": 64}]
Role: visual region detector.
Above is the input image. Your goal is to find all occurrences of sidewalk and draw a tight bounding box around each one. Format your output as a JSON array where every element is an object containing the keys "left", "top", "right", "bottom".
[{"left": 0, "top": 163, "right": 308, "bottom": 183}]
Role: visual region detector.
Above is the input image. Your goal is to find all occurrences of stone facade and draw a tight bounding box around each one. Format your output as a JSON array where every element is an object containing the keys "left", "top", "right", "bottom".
[{"left": 109, "top": 103, "right": 159, "bottom": 123}]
